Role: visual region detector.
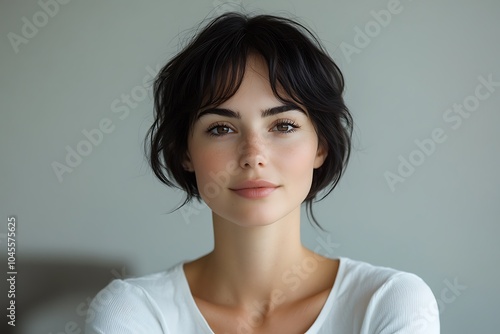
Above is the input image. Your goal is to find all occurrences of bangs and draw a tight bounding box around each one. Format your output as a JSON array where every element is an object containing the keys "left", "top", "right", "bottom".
[
  {"left": 184, "top": 13, "right": 326, "bottom": 121},
  {"left": 198, "top": 46, "right": 248, "bottom": 112}
]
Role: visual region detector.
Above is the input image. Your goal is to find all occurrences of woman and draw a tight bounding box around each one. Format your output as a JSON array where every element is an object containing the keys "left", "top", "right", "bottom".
[{"left": 86, "top": 12, "right": 440, "bottom": 334}]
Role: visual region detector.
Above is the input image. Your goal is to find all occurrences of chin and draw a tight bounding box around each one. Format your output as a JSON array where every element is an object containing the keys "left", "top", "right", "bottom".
[
  {"left": 215, "top": 206, "right": 292, "bottom": 228},
  {"left": 233, "top": 218, "right": 278, "bottom": 228}
]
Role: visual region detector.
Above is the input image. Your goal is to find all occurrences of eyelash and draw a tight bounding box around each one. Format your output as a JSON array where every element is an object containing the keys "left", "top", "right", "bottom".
[{"left": 206, "top": 119, "right": 300, "bottom": 137}]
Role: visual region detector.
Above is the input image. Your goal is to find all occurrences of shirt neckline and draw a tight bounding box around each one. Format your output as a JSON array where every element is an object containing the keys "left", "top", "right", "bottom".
[{"left": 177, "top": 257, "right": 346, "bottom": 333}]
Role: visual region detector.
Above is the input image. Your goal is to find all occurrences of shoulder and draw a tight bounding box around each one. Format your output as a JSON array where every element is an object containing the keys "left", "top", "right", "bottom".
[
  {"left": 336, "top": 257, "right": 440, "bottom": 333},
  {"left": 84, "top": 262, "right": 184, "bottom": 334}
]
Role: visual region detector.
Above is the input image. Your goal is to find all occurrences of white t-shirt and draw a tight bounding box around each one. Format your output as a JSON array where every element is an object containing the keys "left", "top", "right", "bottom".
[{"left": 85, "top": 257, "right": 440, "bottom": 333}]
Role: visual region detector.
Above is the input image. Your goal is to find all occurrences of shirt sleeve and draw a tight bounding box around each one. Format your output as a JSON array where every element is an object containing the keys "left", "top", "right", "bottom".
[
  {"left": 361, "top": 272, "right": 440, "bottom": 334},
  {"left": 84, "top": 279, "right": 166, "bottom": 334}
]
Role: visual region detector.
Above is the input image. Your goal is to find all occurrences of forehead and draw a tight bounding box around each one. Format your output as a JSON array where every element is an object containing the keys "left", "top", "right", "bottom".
[
  {"left": 214, "top": 54, "right": 298, "bottom": 108},
  {"left": 242, "top": 53, "right": 269, "bottom": 82},
  {"left": 220, "top": 70, "right": 274, "bottom": 109}
]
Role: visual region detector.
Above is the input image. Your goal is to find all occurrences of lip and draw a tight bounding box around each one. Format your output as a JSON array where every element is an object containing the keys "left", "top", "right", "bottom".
[
  {"left": 229, "top": 180, "right": 279, "bottom": 199},
  {"left": 230, "top": 180, "right": 279, "bottom": 190}
]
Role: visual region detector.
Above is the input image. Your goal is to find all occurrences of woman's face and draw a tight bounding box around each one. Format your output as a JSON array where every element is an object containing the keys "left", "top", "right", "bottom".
[{"left": 184, "top": 54, "right": 327, "bottom": 227}]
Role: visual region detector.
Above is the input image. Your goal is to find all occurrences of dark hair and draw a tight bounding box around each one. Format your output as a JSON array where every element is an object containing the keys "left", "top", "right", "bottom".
[{"left": 145, "top": 12, "right": 353, "bottom": 231}]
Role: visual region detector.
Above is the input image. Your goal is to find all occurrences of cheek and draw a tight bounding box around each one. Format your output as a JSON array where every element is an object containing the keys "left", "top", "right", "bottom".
[
  {"left": 278, "top": 138, "right": 318, "bottom": 169},
  {"left": 284, "top": 144, "right": 318, "bottom": 195},
  {"left": 191, "top": 148, "right": 232, "bottom": 186},
  {"left": 288, "top": 151, "right": 316, "bottom": 180},
  {"left": 278, "top": 142, "right": 318, "bottom": 190}
]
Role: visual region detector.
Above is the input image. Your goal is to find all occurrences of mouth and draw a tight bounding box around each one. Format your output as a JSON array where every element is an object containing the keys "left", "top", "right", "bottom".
[
  {"left": 229, "top": 179, "right": 279, "bottom": 199},
  {"left": 230, "top": 180, "right": 278, "bottom": 190},
  {"left": 230, "top": 186, "right": 278, "bottom": 199}
]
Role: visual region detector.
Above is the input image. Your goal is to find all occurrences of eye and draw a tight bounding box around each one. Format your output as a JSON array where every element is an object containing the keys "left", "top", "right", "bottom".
[
  {"left": 207, "top": 123, "right": 234, "bottom": 137},
  {"left": 272, "top": 120, "right": 300, "bottom": 134}
]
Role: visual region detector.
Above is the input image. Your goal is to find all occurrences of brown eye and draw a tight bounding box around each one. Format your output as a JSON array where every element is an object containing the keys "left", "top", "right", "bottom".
[
  {"left": 207, "top": 124, "right": 234, "bottom": 137},
  {"left": 272, "top": 120, "right": 299, "bottom": 134},
  {"left": 215, "top": 126, "right": 231, "bottom": 134},
  {"left": 276, "top": 124, "right": 291, "bottom": 132}
]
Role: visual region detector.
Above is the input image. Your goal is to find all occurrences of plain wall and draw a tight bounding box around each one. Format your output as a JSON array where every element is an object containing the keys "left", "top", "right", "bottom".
[{"left": 1, "top": 0, "right": 499, "bottom": 333}]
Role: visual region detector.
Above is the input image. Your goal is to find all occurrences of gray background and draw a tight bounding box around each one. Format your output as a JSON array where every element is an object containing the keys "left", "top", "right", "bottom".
[{"left": 1, "top": 0, "right": 499, "bottom": 333}]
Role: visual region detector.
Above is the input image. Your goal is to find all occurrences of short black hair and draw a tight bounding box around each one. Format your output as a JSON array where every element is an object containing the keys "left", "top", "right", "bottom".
[{"left": 145, "top": 12, "right": 353, "bottom": 231}]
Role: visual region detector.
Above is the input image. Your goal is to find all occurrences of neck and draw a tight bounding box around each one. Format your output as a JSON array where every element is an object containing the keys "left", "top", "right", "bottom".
[{"left": 196, "top": 206, "right": 320, "bottom": 311}]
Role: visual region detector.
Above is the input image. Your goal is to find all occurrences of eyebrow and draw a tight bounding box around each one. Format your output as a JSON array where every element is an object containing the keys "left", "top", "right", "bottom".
[{"left": 196, "top": 104, "right": 305, "bottom": 120}]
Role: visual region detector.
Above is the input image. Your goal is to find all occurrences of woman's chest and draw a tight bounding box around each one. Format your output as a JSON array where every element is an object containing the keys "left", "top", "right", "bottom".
[{"left": 194, "top": 289, "right": 330, "bottom": 334}]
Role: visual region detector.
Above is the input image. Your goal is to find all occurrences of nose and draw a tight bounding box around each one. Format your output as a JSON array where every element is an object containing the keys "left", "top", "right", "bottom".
[{"left": 238, "top": 133, "right": 268, "bottom": 169}]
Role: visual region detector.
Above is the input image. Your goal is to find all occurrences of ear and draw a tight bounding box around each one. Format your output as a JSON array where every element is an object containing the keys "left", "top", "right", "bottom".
[
  {"left": 313, "top": 141, "right": 328, "bottom": 169},
  {"left": 182, "top": 152, "right": 194, "bottom": 172}
]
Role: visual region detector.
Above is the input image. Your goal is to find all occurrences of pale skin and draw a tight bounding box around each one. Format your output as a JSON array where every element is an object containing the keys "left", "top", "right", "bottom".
[{"left": 182, "top": 54, "right": 339, "bottom": 333}]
